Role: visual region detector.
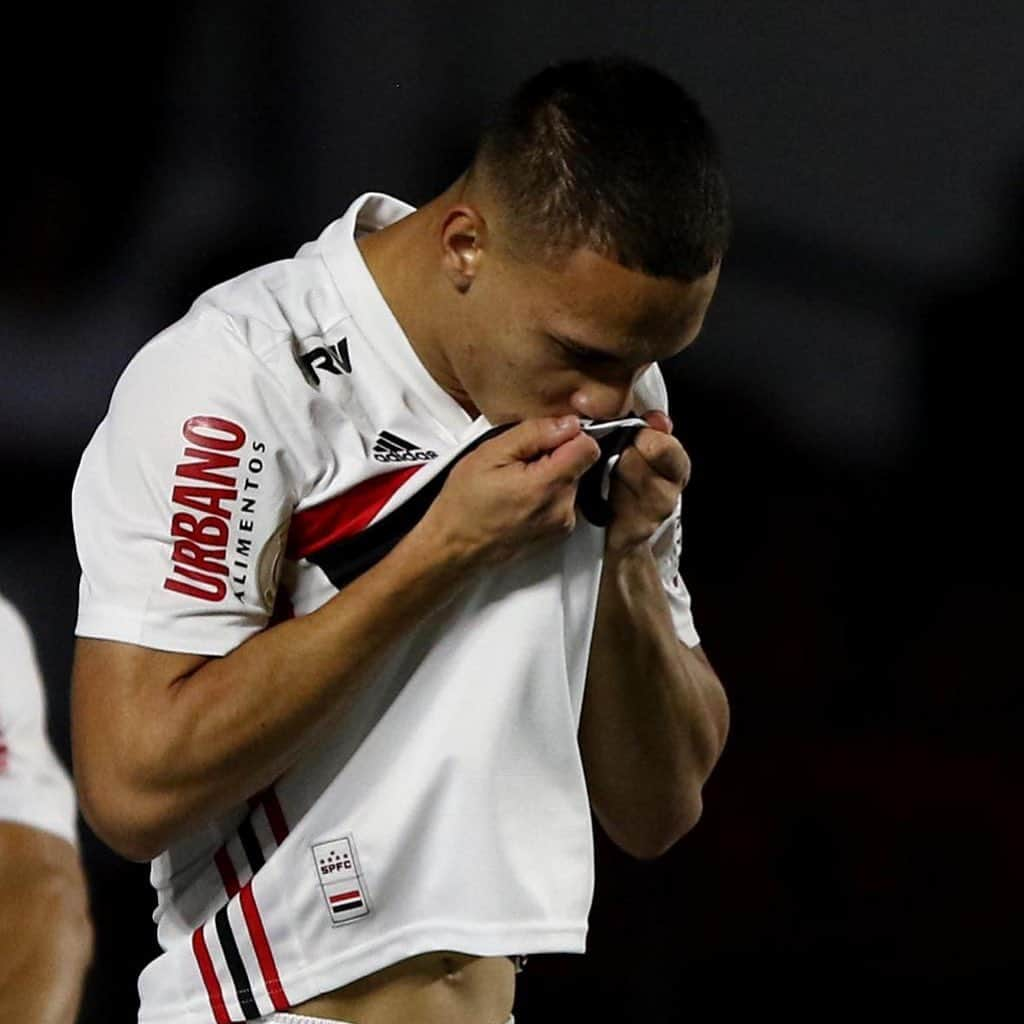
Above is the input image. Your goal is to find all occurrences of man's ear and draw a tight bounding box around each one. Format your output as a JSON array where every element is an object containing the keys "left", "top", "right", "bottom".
[{"left": 440, "top": 207, "right": 487, "bottom": 293}]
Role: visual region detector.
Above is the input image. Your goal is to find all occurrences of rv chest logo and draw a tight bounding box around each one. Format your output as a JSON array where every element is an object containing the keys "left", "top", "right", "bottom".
[
  {"left": 298, "top": 336, "right": 351, "bottom": 387},
  {"left": 163, "top": 416, "right": 266, "bottom": 603}
]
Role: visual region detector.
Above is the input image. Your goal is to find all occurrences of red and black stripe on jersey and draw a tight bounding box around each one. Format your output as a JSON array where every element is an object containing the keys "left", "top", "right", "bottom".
[
  {"left": 193, "top": 787, "right": 291, "bottom": 1022},
  {"left": 288, "top": 420, "right": 638, "bottom": 590}
]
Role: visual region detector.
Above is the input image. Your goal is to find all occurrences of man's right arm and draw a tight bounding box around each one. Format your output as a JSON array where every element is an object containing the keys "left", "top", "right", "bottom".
[{"left": 73, "top": 416, "right": 600, "bottom": 861}]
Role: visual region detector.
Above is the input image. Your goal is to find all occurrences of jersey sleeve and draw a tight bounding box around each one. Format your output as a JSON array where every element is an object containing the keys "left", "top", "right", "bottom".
[
  {"left": 633, "top": 365, "right": 701, "bottom": 649},
  {"left": 72, "top": 309, "right": 302, "bottom": 657},
  {"left": 0, "top": 596, "right": 77, "bottom": 844},
  {"left": 648, "top": 499, "right": 701, "bottom": 648}
]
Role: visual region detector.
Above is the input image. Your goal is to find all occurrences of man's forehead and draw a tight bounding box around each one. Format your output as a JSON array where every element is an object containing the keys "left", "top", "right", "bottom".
[{"left": 539, "top": 247, "right": 718, "bottom": 354}]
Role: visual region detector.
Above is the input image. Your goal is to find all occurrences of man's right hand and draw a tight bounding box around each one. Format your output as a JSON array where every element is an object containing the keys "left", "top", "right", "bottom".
[{"left": 419, "top": 416, "right": 602, "bottom": 569}]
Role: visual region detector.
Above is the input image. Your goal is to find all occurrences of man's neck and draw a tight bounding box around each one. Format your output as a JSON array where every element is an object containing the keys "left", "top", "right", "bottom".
[{"left": 356, "top": 209, "right": 478, "bottom": 418}]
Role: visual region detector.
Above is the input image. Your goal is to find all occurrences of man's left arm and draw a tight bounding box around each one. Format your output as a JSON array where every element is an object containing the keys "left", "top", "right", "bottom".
[
  {"left": 0, "top": 821, "right": 93, "bottom": 1020},
  {"left": 579, "top": 412, "right": 730, "bottom": 860}
]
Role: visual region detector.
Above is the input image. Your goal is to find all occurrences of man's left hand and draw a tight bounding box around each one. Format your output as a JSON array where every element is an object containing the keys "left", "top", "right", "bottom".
[{"left": 605, "top": 410, "right": 690, "bottom": 557}]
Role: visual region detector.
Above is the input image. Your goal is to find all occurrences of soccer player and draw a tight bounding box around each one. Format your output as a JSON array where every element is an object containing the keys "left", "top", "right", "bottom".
[
  {"left": 71, "top": 57, "right": 731, "bottom": 1024},
  {"left": 1, "top": 593, "right": 93, "bottom": 1021}
]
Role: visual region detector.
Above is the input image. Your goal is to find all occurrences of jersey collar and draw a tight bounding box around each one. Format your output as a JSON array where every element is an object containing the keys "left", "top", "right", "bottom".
[{"left": 318, "top": 192, "right": 475, "bottom": 441}]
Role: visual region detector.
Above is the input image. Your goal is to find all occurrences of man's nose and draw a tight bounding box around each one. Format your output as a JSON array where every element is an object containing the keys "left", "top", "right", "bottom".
[{"left": 569, "top": 380, "right": 634, "bottom": 421}]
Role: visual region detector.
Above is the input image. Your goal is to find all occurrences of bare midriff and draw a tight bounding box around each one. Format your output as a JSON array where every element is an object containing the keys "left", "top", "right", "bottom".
[{"left": 289, "top": 952, "right": 515, "bottom": 1024}]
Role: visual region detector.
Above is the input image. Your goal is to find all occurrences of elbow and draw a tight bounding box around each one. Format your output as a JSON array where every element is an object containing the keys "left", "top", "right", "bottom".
[
  {"left": 600, "top": 789, "right": 705, "bottom": 862},
  {"left": 77, "top": 771, "right": 175, "bottom": 863},
  {"left": 94, "top": 824, "right": 168, "bottom": 865},
  {"left": 74, "top": 725, "right": 186, "bottom": 862},
  {"left": 80, "top": 801, "right": 167, "bottom": 863},
  {"left": 632, "top": 801, "right": 704, "bottom": 861}
]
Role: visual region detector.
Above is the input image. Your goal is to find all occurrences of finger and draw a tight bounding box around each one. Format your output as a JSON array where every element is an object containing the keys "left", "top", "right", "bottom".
[
  {"left": 537, "top": 431, "right": 601, "bottom": 484},
  {"left": 642, "top": 409, "right": 673, "bottom": 434},
  {"left": 613, "top": 447, "right": 681, "bottom": 518},
  {"left": 631, "top": 428, "right": 690, "bottom": 485},
  {"left": 609, "top": 447, "right": 645, "bottom": 502},
  {"left": 495, "top": 416, "right": 582, "bottom": 463}
]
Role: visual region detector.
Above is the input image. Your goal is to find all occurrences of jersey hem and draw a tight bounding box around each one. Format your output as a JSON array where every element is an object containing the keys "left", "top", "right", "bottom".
[
  {"left": 75, "top": 603, "right": 264, "bottom": 658},
  {"left": 0, "top": 804, "right": 78, "bottom": 846},
  {"left": 138, "top": 921, "right": 587, "bottom": 1023}
]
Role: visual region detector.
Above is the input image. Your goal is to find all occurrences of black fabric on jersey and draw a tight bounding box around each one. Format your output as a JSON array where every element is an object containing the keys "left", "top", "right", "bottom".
[
  {"left": 575, "top": 421, "right": 643, "bottom": 527},
  {"left": 308, "top": 419, "right": 643, "bottom": 590}
]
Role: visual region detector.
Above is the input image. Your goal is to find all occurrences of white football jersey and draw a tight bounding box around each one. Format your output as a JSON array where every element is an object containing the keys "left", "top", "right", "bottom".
[
  {"left": 72, "top": 193, "right": 700, "bottom": 1024},
  {"left": 0, "top": 593, "right": 78, "bottom": 845}
]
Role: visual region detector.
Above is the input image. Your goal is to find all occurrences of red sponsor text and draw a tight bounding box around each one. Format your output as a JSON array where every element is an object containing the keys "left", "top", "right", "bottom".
[{"left": 164, "top": 416, "right": 246, "bottom": 602}]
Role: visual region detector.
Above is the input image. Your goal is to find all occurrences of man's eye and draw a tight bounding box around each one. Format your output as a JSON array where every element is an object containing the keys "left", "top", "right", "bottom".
[
  {"left": 553, "top": 337, "right": 611, "bottom": 364},
  {"left": 566, "top": 345, "right": 594, "bottom": 361}
]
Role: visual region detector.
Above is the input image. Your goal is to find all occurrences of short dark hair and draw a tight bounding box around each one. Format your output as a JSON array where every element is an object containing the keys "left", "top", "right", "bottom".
[{"left": 470, "top": 56, "right": 731, "bottom": 281}]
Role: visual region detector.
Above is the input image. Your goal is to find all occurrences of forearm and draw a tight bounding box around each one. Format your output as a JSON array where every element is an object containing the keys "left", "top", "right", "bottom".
[
  {"left": 82, "top": 522, "right": 473, "bottom": 857},
  {"left": 580, "top": 544, "right": 729, "bottom": 855}
]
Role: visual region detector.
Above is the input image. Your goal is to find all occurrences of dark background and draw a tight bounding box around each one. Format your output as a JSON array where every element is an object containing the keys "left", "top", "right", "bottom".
[{"left": 2, "top": 1, "right": 1020, "bottom": 1019}]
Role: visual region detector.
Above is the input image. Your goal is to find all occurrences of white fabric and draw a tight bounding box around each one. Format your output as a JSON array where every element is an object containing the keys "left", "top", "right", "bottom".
[
  {"left": 631, "top": 371, "right": 701, "bottom": 650},
  {"left": 0, "top": 594, "right": 78, "bottom": 844},
  {"left": 72, "top": 192, "right": 699, "bottom": 1024}
]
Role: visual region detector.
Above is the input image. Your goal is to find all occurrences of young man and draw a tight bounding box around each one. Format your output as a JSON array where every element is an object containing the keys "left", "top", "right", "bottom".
[
  {"left": 71, "top": 57, "right": 731, "bottom": 1024},
  {"left": 1, "top": 592, "right": 93, "bottom": 1021}
]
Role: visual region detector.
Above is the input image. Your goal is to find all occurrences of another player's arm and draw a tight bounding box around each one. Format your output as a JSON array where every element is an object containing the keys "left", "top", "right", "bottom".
[
  {"left": 0, "top": 821, "right": 93, "bottom": 1021},
  {"left": 73, "top": 417, "right": 600, "bottom": 862},
  {"left": 579, "top": 412, "right": 729, "bottom": 860}
]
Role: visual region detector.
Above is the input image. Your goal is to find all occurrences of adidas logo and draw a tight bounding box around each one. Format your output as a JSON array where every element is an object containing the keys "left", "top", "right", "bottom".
[{"left": 372, "top": 430, "right": 438, "bottom": 463}]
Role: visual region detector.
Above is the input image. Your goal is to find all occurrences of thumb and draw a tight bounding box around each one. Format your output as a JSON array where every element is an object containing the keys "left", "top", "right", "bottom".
[
  {"left": 497, "top": 415, "right": 582, "bottom": 463},
  {"left": 643, "top": 410, "right": 673, "bottom": 434}
]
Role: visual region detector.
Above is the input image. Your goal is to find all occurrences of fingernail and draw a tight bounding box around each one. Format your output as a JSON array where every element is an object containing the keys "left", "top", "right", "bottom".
[{"left": 555, "top": 415, "right": 579, "bottom": 431}]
